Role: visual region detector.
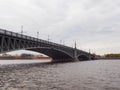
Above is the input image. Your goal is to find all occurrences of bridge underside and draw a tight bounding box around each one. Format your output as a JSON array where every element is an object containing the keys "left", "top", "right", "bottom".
[
  {"left": 78, "top": 55, "right": 90, "bottom": 61},
  {"left": 27, "top": 48, "right": 74, "bottom": 62},
  {"left": 27, "top": 48, "right": 92, "bottom": 62}
]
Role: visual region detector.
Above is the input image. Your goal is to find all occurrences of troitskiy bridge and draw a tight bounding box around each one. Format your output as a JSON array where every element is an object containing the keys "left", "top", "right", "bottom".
[{"left": 0, "top": 29, "right": 95, "bottom": 62}]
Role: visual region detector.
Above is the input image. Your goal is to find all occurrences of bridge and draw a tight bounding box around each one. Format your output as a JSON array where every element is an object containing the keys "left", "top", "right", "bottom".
[{"left": 0, "top": 29, "right": 95, "bottom": 62}]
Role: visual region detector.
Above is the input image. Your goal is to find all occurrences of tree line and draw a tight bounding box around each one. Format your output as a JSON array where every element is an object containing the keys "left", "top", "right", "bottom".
[{"left": 104, "top": 54, "right": 120, "bottom": 59}]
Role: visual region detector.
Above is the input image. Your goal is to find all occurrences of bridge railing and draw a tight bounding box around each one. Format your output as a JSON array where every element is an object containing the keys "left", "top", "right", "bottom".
[
  {"left": 0, "top": 29, "right": 5, "bottom": 34},
  {"left": 0, "top": 28, "right": 56, "bottom": 44}
]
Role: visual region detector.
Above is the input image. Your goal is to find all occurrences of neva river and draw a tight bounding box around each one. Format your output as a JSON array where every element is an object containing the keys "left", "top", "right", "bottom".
[{"left": 0, "top": 60, "right": 120, "bottom": 90}]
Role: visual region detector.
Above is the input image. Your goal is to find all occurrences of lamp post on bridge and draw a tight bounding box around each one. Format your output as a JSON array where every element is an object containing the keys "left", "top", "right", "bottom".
[
  {"left": 89, "top": 49, "right": 91, "bottom": 60},
  {"left": 63, "top": 40, "right": 65, "bottom": 45},
  {"left": 74, "top": 41, "right": 78, "bottom": 61},
  {"left": 60, "top": 40, "right": 62, "bottom": 44},
  {"left": 48, "top": 35, "right": 50, "bottom": 41},
  {"left": 21, "top": 25, "right": 23, "bottom": 34},
  {"left": 37, "top": 31, "right": 39, "bottom": 39},
  {"left": 20, "top": 25, "right": 27, "bottom": 35},
  {"left": 89, "top": 49, "right": 91, "bottom": 54}
]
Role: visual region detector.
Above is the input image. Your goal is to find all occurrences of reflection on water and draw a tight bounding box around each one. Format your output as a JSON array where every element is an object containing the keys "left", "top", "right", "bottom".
[
  {"left": 0, "top": 60, "right": 120, "bottom": 90},
  {"left": 0, "top": 59, "right": 51, "bottom": 65}
]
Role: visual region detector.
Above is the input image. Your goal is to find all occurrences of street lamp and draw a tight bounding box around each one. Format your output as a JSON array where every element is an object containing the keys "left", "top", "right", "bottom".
[
  {"left": 60, "top": 40, "right": 62, "bottom": 44},
  {"left": 63, "top": 40, "right": 65, "bottom": 45},
  {"left": 37, "top": 31, "right": 39, "bottom": 39},
  {"left": 21, "top": 25, "right": 23, "bottom": 34},
  {"left": 89, "top": 49, "right": 91, "bottom": 54},
  {"left": 20, "top": 25, "right": 27, "bottom": 34},
  {"left": 48, "top": 35, "right": 50, "bottom": 41},
  {"left": 75, "top": 41, "right": 77, "bottom": 49}
]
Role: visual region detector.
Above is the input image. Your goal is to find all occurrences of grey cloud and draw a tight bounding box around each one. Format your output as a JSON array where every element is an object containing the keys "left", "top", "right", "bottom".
[{"left": 0, "top": 0, "right": 120, "bottom": 55}]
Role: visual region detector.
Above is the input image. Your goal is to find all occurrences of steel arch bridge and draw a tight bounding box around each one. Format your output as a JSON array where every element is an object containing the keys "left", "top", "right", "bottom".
[{"left": 0, "top": 29, "right": 95, "bottom": 62}]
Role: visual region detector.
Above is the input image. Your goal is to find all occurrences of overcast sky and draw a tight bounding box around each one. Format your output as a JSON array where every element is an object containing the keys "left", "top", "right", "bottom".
[{"left": 0, "top": 0, "right": 120, "bottom": 55}]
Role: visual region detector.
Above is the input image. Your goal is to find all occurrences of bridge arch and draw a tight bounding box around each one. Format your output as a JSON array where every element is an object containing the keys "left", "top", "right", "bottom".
[
  {"left": 77, "top": 54, "right": 90, "bottom": 61},
  {"left": 0, "top": 44, "right": 74, "bottom": 62},
  {"left": 26, "top": 47, "right": 74, "bottom": 62}
]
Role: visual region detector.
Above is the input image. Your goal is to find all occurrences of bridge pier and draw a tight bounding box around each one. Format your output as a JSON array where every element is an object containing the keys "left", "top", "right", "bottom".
[{"left": 73, "top": 58, "right": 79, "bottom": 62}]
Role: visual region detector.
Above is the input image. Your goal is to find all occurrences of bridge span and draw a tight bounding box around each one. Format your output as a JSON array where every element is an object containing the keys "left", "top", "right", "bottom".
[{"left": 0, "top": 29, "right": 95, "bottom": 62}]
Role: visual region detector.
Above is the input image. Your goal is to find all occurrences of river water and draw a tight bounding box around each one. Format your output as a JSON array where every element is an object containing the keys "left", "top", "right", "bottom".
[{"left": 0, "top": 60, "right": 120, "bottom": 90}]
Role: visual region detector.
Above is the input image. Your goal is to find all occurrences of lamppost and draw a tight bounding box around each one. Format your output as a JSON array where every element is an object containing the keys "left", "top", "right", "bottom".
[
  {"left": 75, "top": 41, "right": 77, "bottom": 49},
  {"left": 60, "top": 40, "right": 62, "bottom": 44},
  {"left": 89, "top": 49, "right": 91, "bottom": 60},
  {"left": 20, "top": 25, "right": 27, "bottom": 34},
  {"left": 21, "top": 25, "right": 23, "bottom": 34},
  {"left": 63, "top": 40, "right": 65, "bottom": 45},
  {"left": 74, "top": 41, "right": 78, "bottom": 61},
  {"left": 89, "top": 49, "right": 91, "bottom": 54},
  {"left": 48, "top": 35, "right": 50, "bottom": 41},
  {"left": 37, "top": 31, "right": 39, "bottom": 39}
]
